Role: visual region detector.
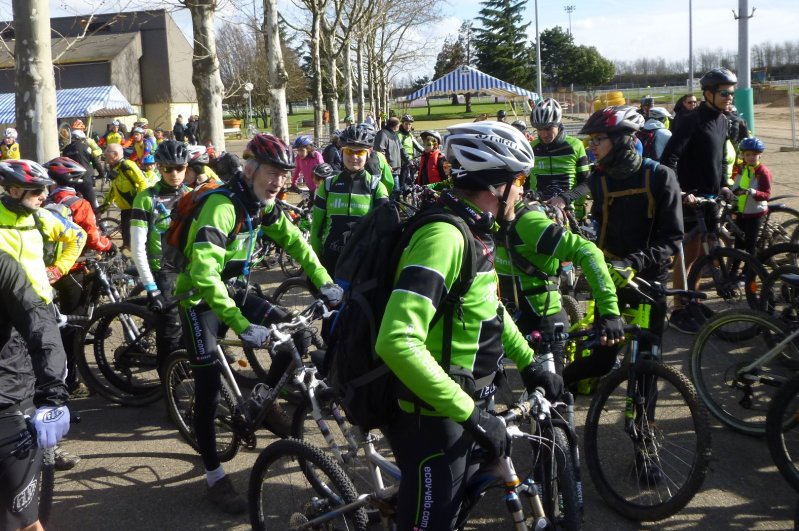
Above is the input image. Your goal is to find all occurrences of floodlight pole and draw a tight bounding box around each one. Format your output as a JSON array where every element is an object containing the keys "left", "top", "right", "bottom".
[
  {"left": 733, "top": 0, "right": 756, "bottom": 132},
  {"left": 564, "top": 5, "right": 575, "bottom": 36},
  {"left": 535, "top": 0, "right": 542, "bottom": 98}
]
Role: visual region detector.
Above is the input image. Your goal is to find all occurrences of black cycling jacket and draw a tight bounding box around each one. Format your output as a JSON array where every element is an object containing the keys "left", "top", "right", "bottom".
[
  {"left": 0, "top": 251, "right": 68, "bottom": 409},
  {"left": 661, "top": 101, "right": 728, "bottom": 196}
]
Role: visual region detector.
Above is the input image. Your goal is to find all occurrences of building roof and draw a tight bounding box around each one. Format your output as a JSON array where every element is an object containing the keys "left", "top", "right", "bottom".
[{"left": 0, "top": 32, "right": 139, "bottom": 68}]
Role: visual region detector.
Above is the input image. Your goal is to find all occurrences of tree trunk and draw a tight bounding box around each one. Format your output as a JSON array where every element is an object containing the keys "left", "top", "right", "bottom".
[
  {"left": 356, "top": 37, "right": 365, "bottom": 122},
  {"left": 187, "top": 0, "right": 226, "bottom": 152},
  {"left": 465, "top": 92, "right": 472, "bottom": 113},
  {"left": 311, "top": 10, "right": 323, "bottom": 143},
  {"left": 262, "top": 0, "right": 289, "bottom": 142},
  {"left": 13, "top": 0, "right": 58, "bottom": 162},
  {"left": 343, "top": 36, "right": 354, "bottom": 125},
  {"left": 325, "top": 29, "right": 339, "bottom": 138}
]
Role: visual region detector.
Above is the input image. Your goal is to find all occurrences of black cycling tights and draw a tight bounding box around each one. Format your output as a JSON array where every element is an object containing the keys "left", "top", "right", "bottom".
[
  {"left": 0, "top": 400, "right": 41, "bottom": 530},
  {"left": 386, "top": 410, "right": 479, "bottom": 531}
]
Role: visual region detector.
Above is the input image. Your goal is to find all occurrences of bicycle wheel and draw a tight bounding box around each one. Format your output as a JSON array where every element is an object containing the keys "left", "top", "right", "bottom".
[
  {"left": 583, "top": 359, "right": 711, "bottom": 521},
  {"left": 760, "top": 265, "right": 799, "bottom": 326},
  {"left": 766, "top": 374, "right": 799, "bottom": 493},
  {"left": 766, "top": 205, "right": 799, "bottom": 246},
  {"left": 561, "top": 294, "right": 582, "bottom": 327},
  {"left": 533, "top": 425, "right": 582, "bottom": 530},
  {"left": 249, "top": 438, "right": 369, "bottom": 531},
  {"left": 278, "top": 248, "right": 304, "bottom": 278},
  {"left": 162, "top": 349, "right": 240, "bottom": 463},
  {"left": 758, "top": 242, "right": 799, "bottom": 272},
  {"left": 97, "top": 216, "right": 121, "bottom": 239},
  {"left": 689, "top": 309, "right": 799, "bottom": 435},
  {"left": 687, "top": 246, "right": 767, "bottom": 315},
  {"left": 76, "top": 301, "right": 162, "bottom": 406}
]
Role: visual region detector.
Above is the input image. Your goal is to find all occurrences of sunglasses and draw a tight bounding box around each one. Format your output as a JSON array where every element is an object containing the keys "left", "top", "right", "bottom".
[
  {"left": 513, "top": 173, "right": 527, "bottom": 187},
  {"left": 588, "top": 135, "right": 610, "bottom": 145},
  {"left": 342, "top": 147, "right": 369, "bottom": 157},
  {"left": 716, "top": 89, "right": 734, "bottom": 98},
  {"left": 160, "top": 165, "right": 188, "bottom": 173}
]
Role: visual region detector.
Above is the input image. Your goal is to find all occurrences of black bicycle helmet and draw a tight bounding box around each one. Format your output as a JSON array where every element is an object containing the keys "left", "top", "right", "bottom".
[
  {"left": 579, "top": 106, "right": 645, "bottom": 135},
  {"left": 0, "top": 159, "right": 54, "bottom": 188},
  {"left": 43, "top": 157, "right": 87, "bottom": 186},
  {"left": 401, "top": 114, "right": 414, "bottom": 123},
  {"left": 700, "top": 67, "right": 738, "bottom": 90},
  {"left": 339, "top": 124, "right": 375, "bottom": 148},
  {"left": 154, "top": 140, "right": 191, "bottom": 166},
  {"left": 312, "top": 163, "right": 336, "bottom": 180},
  {"left": 510, "top": 120, "right": 528, "bottom": 133},
  {"left": 243, "top": 133, "right": 296, "bottom": 170}
]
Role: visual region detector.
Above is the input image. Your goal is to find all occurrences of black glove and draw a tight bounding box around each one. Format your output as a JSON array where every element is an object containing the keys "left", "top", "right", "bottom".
[
  {"left": 597, "top": 314, "right": 625, "bottom": 343},
  {"left": 147, "top": 289, "right": 168, "bottom": 314},
  {"left": 104, "top": 242, "right": 118, "bottom": 257},
  {"left": 520, "top": 364, "right": 565, "bottom": 401},
  {"left": 608, "top": 259, "right": 635, "bottom": 289},
  {"left": 460, "top": 407, "right": 510, "bottom": 461}
]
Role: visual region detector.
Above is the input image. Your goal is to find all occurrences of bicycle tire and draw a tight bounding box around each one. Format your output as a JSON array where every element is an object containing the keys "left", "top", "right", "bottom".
[
  {"left": 760, "top": 265, "right": 799, "bottom": 325},
  {"left": 757, "top": 242, "right": 799, "bottom": 271},
  {"left": 766, "top": 205, "right": 799, "bottom": 246},
  {"left": 162, "top": 349, "right": 240, "bottom": 463},
  {"left": 76, "top": 301, "right": 162, "bottom": 406},
  {"left": 687, "top": 246, "right": 767, "bottom": 315},
  {"left": 561, "top": 294, "right": 582, "bottom": 327},
  {"left": 766, "top": 374, "right": 799, "bottom": 493},
  {"left": 535, "top": 425, "right": 582, "bottom": 530},
  {"left": 278, "top": 248, "right": 304, "bottom": 278},
  {"left": 689, "top": 309, "right": 799, "bottom": 435},
  {"left": 249, "top": 438, "right": 369, "bottom": 531},
  {"left": 583, "top": 359, "right": 711, "bottom": 521},
  {"left": 97, "top": 216, "right": 121, "bottom": 239}
]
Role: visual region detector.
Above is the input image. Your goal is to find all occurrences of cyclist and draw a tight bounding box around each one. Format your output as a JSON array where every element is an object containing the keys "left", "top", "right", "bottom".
[
  {"left": 172, "top": 133, "right": 341, "bottom": 513},
  {"left": 417, "top": 130, "right": 446, "bottom": 186},
  {"left": 511, "top": 119, "right": 535, "bottom": 142},
  {"left": 0, "top": 160, "right": 86, "bottom": 472},
  {"left": 100, "top": 120, "right": 124, "bottom": 147},
  {"left": 311, "top": 125, "right": 390, "bottom": 273},
  {"left": 70, "top": 119, "right": 103, "bottom": 159},
  {"left": 290, "top": 136, "right": 324, "bottom": 196},
  {"left": 61, "top": 130, "right": 105, "bottom": 213},
  {"left": 141, "top": 154, "right": 159, "bottom": 185},
  {"left": 321, "top": 130, "right": 342, "bottom": 172},
  {"left": 637, "top": 95, "right": 655, "bottom": 120},
  {"left": 359, "top": 123, "right": 395, "bottom": 193},
  {"left": 496, "top": 109, "right": 507, "bottom": 122},
  {"left": 44, "top": 157, "right": 116, "bottom": 400},
  {"left": 529, "top": 98, "right": 590, "bottom": 218},
  {"left": 375, "top": 121, "right": 564, "bottom": 531},
  {"left": 636, "top": 106, "right": 672, "bottom": 161},
  {"left": 398, "top": 114, "right": 423, "bottom": 159},
  {"left": 373, "top": 116, "right": 408, "bottom": 192},
  {"left": 0, "top": 251, "right": 70, "bottom": 531},
  {"left": 154, "top": 127, "right": 166, "bottom": 145},
  {"left": 1, "top": 128, "right": 20, "bottom": 160},
  {"left": 495, "top": 196, "right": 623, "bottom": 383},
  {"left": 130, "top": 140, "right": 192, "bottom": 371},
  {"left": 661, "top": 67, "right": 737, "bottom": 333},
  {"left": 184, "top": 145, "right": 220, "bottom": 187},
  {"left": 100, "top": 144, "right": 149, "bottom": 251}
]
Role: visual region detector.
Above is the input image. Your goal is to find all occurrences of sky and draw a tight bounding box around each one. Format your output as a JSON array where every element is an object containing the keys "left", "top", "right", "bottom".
[{"left": 9, "top": 0, "right": 799, "bottom": 80}]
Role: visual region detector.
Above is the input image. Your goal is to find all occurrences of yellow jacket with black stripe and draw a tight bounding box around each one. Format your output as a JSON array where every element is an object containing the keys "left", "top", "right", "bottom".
[
  {"left": 102, "top": 159, "right": 149, "bottom": 210},
  {"left": 0, "top": 199, "right": 86, "bottom": 303}
]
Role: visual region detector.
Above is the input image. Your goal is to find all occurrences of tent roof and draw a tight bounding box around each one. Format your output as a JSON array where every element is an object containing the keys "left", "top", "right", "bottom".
[
  {"left": 0, "top": 85, "right": 135, "bottom": 124},
  {"left": 399, "top": 65, "right": 538, "bottom": 102}
]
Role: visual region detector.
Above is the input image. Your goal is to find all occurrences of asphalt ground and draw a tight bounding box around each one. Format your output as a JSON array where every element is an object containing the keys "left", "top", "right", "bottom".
[{"left": 47, "top": 107, "right": 799, "bottom": 530}]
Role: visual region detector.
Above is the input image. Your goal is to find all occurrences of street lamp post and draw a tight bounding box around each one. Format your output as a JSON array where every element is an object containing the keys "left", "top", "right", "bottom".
[
  {"left": 535, "top": 0, "right": 543, "bottom": 99},
  {"left": 564, "top": 5, "right": 575, "bottom": 36},
  {"left": 244, "top": 82, "right": 254, "bottom": 132}
]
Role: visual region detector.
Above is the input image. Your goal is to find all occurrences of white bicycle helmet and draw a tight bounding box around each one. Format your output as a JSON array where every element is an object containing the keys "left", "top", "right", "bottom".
[
  {"left": 530, "top": 98, "right": 563, "bottom": 128},
  {"left": 4, "top": 128, "right": 17, "bottom": 139},
  {"left": 444, "top": 121, "right": 535, "bottom": 176},
  {"left": 647, "top": 107, "right": 672, "bottom": 122}
]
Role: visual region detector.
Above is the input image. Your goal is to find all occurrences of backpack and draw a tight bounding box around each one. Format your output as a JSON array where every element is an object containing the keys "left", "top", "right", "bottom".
[
  {"left": 324, "top": 200, "right": 477, "bottom": 430},
  {"left": 636, "top": 128, "right": 658, "bottom": 160},
  {"left": 160, "top": 181, "right": 248, "bottom": 274},
  {"left": 40, "top": 195, "right": 81, "bottom": 266}
]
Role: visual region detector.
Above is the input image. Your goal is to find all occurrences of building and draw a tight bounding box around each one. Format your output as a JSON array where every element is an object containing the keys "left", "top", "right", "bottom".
[{"left": 0, "top": 9, "right": 197, "bottom": 134}]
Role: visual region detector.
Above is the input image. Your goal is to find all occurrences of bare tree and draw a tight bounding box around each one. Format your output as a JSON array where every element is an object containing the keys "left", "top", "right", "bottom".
[
  {"left": 263, "top": 0, "right": 290, "bottom": 141},
  {"left": 179, "top": 0, "right": 226, "bottom": 151},
  {"left": 12, "top": 0, "right": 58, "bottom": 161}
]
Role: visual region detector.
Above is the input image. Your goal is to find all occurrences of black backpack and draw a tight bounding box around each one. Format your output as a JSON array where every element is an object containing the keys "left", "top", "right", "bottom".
[
  {"left": 636, "top": 127, "right": 658, "bottom": 160},
  {"left": 325, "top": 200, "right": 477, "bottom": 430}
]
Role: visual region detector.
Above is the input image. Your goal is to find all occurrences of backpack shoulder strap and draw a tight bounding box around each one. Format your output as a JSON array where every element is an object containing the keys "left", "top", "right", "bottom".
[{"left": 505, "top": 204, "right": 552, "bottom": 281}]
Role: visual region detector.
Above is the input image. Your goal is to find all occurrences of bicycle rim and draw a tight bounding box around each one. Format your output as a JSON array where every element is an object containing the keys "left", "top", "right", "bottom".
[
  {"left": 760, "top": 266, "right": 799, "bottom": 326},
  {"left": 82, "top": 303, "right": 162, "bottom": 406},
  {"left": 766, "top": 375, "right": 799, "bottom": 493},
  {"left": 248, "top": 438, "right": 369, "bottom": 531},
  {"left": 584, "top": 360, "right": 711, "bottom": 521},
  {"left": 163, "top": 350, "right": 240, "bottom": 462},
  {"left": 689, "top": 309, "right": 799, "bottom": 435},
  {"left": 278, "top": 249, "right": 304, "bottom": 278},
  {"left": 534, "top": 425, "right": 582, "bottom": 530}
]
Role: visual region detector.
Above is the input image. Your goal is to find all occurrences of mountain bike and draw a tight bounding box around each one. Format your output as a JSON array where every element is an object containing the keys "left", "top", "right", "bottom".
[
  {"left": 766, "top": 372, "right": 799, "bottom": 493},
  {"left": 162, "top": 298, "right": 335, "bottom": 462},
  {"left": 689, "top": 271, "right": 799, "bottom": 435},
  {"left": 579, "top": 277, "right": 712, "bottom": 521},
  {"left": 249, "top": 389, "right": 583, "bottom": 530}
]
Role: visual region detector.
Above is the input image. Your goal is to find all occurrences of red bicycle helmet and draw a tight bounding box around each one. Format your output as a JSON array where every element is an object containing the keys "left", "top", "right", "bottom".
[
  {"left": 243, "top": 133, "right": 296, "bottom": 170},
  {"left": 0, "top": 159, "right": 54, "bottom": 188},
  {"left": 43, "top": 157, "right": 87, "bottom": 186},
  {"left": 579, "top": 106, "right": 645, "bottom": 136}
]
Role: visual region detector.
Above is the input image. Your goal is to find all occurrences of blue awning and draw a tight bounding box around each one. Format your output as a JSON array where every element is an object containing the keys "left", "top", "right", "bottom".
[
  {"left": 398, "top": 65, "right": 538, "bottom": 102},
  {"left": 0, "top": 85, "right": 135, "bottom": 124}
]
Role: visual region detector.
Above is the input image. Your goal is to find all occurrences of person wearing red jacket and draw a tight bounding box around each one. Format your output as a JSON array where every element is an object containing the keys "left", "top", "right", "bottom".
[
  {"left": 44, "top": 157, "right": 117, "bottom": 402},
  {"left": 417, "top": 130, "right": 446, "bottom": 186}
]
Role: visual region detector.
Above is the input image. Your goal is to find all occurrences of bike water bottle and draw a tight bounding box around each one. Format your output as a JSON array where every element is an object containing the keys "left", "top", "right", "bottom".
[{"left": 246, "top": 383, "right": 270, "bottom": 422}]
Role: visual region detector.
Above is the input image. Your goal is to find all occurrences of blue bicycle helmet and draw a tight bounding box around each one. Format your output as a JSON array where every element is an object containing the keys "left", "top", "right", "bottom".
[
  {"left": 293, "top": 135, "right": 313, "bottom": 149},
  {"left": 739, "top": 137, "right": 765, "bottom": 153}
]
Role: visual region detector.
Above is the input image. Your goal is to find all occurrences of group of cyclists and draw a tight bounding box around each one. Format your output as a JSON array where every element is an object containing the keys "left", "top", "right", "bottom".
[{"left": 0, "top": 64, "right": 778, "bottom": 529}]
